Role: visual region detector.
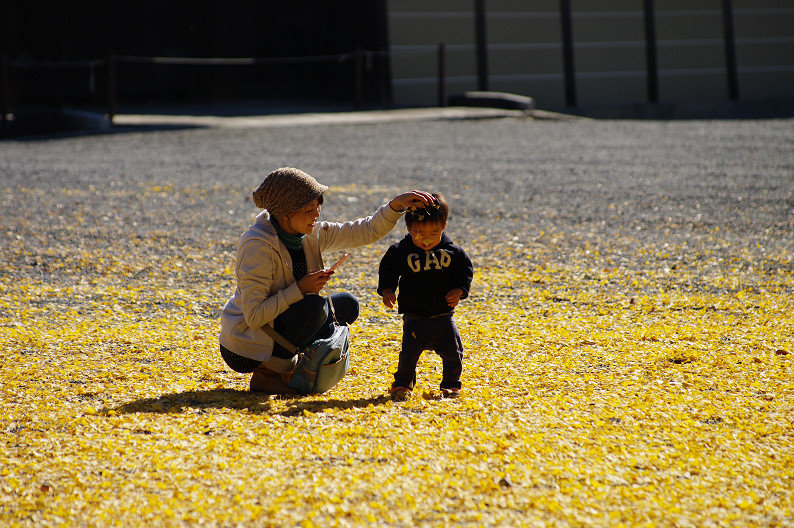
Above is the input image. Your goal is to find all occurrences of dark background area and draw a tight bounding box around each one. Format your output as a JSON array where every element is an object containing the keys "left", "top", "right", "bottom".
[{"left": 1, "top": 1, "right": 391, "bottom": 110}]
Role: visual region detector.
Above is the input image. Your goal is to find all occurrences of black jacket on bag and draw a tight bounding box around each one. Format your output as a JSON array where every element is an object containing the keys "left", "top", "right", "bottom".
[{"left": 377, "top": 233, "right": 474, "bottom": 317}]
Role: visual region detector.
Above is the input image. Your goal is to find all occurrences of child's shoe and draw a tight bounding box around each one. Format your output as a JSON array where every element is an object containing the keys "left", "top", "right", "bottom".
[
  {"left": 441, "top": 388, "right": 461, "bottom": 399},
  {"left": 389, "top": 387, "right": 412, "bottom": 401}
]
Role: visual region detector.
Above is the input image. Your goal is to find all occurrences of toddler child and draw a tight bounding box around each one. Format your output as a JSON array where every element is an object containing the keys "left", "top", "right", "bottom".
[{"left": 377, "top": 192, "right": 474, "bottom": 400}]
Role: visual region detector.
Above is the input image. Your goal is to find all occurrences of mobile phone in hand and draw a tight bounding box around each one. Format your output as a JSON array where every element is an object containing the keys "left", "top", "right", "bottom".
[{"left": 326, "top": 252, "right": 351, "bottom": 274}]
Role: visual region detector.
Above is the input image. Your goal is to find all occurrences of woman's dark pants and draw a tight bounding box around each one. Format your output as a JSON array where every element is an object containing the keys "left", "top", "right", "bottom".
[
  {"left": 221, "top": 292, "right": 359, "bottom": 374},
  {"left": 271, "top": 292, "right": 359, "bottom": 358}
]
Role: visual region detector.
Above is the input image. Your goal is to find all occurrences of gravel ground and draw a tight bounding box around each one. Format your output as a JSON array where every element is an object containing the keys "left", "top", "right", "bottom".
[
  {"left": 3, "top": 112, "right": 792, "bottom": 528},
  {"left": 2, "top": 114, "right": 793, "bottom": 298}
]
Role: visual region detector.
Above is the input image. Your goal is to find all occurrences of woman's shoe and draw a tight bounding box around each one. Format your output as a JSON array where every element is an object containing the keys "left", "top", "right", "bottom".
[{"left": 250, "top": 364, "right": 300, "bottom": 394}]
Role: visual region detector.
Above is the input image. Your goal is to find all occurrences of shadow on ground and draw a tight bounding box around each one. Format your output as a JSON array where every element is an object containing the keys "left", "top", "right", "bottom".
[{"left": 110, "top": 388, "right": 390, "bottom": 416}]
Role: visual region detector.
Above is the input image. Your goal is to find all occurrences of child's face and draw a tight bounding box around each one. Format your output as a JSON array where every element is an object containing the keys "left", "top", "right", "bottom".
[{"left": 407, "top": 221, "right": 446, "bottom": 250}]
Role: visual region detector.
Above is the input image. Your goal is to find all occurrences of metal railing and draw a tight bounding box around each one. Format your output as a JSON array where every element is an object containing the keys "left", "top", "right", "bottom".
[{"left": 1, "top": 49, "right": 386, "bottom": 124}]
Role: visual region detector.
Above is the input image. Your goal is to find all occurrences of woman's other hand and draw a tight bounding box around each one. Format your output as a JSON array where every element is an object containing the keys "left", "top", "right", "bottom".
[
  {"left": 297, "top": 270, "right": 332, "bottom": 295},
  {"left": 389, "top": 190, "right": 436, "bottom": 213}
]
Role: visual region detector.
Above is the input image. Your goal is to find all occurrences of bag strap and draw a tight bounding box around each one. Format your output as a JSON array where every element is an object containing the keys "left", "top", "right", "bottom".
[
  {"left": 262, "top": 324, "right": 299, "bottom": 355},
  {"left": 263, "top": 289, "right": 340, "bottom": 357},
  {"left": 327, "top": 292, "right": 339, "bottom": 325}
]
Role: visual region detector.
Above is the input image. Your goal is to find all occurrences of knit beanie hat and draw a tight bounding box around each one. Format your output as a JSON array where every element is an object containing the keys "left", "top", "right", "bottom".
[{"left": 252, "top": 167, "right": 328, "bottom": 218}]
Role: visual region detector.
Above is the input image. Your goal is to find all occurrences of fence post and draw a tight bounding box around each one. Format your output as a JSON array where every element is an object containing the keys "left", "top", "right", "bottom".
[
  {"left": 560, "top": 0, "right": 577, "bottom": 107},
  {"left": 438, "top": 43, "right": 446, "bottom": 107},
  {"left": 643, "top": 0, "right": 659, "bottom": 103},
  {"left": 474, "top": 0, "right": 489, "bottom": 91},
  {"left": 106, "top": 53, "right": 116, "bottom": 122},
  {"left": 1, "top": 55, "right": 8, "bottom": 123},
  {"left": 354, "top": 48, "right": 363, "bottom": 111},
  {"left": 722, "top": 0, "right": 740, "bottom": 101}
]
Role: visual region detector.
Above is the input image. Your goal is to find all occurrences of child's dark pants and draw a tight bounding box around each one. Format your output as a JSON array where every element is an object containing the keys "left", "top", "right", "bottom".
[{"left": 393, "top": 313, "right": 463, "bottom": 391}]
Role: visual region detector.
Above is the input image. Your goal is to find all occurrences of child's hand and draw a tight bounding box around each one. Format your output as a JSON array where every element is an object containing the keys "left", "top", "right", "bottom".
[
  {"left": 382, "top": 289, "right": 397, "bottom": 309},
  {"left": 446, "top": 288, "right": 463, "bottom": 308}
]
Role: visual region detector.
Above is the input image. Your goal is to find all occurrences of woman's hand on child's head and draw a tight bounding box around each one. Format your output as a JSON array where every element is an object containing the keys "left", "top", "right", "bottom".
[
  {"left": 446, "top": 288, "right": 463, "bottom": 308},
  {"left": 389, "top": 190, "right": 436, "bottom": 213},
  {"left": 298, "top": 270, "right": 332, "bottom": 295},
  {"left": 382, "top": 289, "right": 397, "bottom": 309}
]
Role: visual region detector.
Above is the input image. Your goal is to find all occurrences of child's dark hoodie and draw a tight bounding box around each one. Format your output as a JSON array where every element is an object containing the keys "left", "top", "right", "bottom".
[{"left": 377, "top": 233, "right": 473, "bottom": 317}]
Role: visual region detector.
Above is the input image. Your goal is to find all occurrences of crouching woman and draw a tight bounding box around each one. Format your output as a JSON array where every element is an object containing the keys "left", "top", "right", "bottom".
[{"left": 219, "top": 167, "right": 434, "bottom": 394}]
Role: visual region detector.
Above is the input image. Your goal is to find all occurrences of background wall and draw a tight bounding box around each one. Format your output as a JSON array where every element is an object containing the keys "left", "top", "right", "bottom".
[
  {"left": 386, "top": 0, "right": 794, "bottom": 110},
  {"left": 3, "top": 1, "right": 791, "bottom": 113}
]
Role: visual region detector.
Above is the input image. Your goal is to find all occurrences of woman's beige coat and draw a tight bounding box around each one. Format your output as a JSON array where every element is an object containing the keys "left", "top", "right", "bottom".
[{"left": 220, "top": 204, "right": 403, "bottom": 368}]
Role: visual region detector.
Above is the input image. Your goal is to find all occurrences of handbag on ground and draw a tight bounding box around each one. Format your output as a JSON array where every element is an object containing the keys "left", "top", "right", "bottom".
[{"left": 262, "top": 295, "right": 351, "bottom": 395}]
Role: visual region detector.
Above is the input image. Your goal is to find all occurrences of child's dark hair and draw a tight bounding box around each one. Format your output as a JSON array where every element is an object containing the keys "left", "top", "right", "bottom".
[{"left": 405, "top": 192, "right": 449, "bottom": 228}]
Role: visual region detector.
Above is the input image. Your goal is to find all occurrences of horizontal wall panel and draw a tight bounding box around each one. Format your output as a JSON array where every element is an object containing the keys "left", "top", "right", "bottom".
[
  {"left": 572, "top": 17, "right": 646, "bottom": 42},
  {"left": 488, "top": 48, "right": 563, "bottom": 76},
  {"left": 391, "top": 48, "right": 476, "bottom": 79},
  {"left": 655, "top": 15, "right": 724, "bottom": 40},
  {"left": 652, "top": 0, "right": 724, "bottom": 11},
  {"left": 487, "top": 0, "right": 558, "bottom": 13},
  {"left": 658, "top": 46, "right": 726, "bottom": 70},
  {"left": 576, "top": 77, "right": 647, "bottom": 106},
  {"left": 387, "top": 0, "right": 470, "bottom": 12},
  {"left": 659, "top": 72, "right": 728, "bottom": 102},
  {"left": 388, "top": 17, "right": 474, "bottom": 46},
  {"left": 574, "top": 47, "right": 647, "bottom": 74},
  {"left": 485, "top": 17, "right": 562, "bottom": 43},
  {"left": 734, "top": 4, "right": 794, "bottom": 13},
  {"left": 737, "top": 42, "right": 794, "bottom": 68},
  {"left": 738, "top": 70, "right": 794, "bottom": 99},
  {"left": 734, "top": 11, "right": 794, "bottom": 39}
]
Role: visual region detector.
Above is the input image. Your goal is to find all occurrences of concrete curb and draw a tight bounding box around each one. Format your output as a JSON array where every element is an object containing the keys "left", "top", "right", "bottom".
[{"left": 112, "top": 106, "right": 559, "bottom": 129}]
